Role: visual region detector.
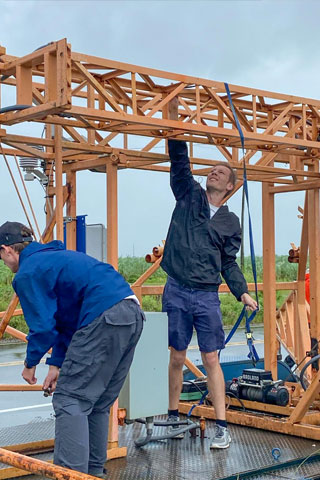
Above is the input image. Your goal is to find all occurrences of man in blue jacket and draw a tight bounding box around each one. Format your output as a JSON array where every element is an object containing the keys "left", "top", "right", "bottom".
[
  {"left": 0, "top": 221, "right": 144, "bottom": 477},
  {"left": 161, "top": 98, "right": 257, "bottom": 449}
]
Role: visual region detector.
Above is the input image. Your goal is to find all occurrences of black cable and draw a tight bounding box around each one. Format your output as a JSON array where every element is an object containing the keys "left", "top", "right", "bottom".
[
  {"left": 34, "top": 42, "right": 54, "bottom": 52},
  {"left": 225, "top": 392, "right": 247, "bottom": 411},
  {"left": 282, "top": 338, "right": 320, "bottom": 386},
  {"left": 184, "top": 379, "right": 207, "bottom": 395},
  {"left": 300, "top": 354, "right": 320, "bottom": 391},
  {"left": 0, "top": 104, "right": 31, "bottom": 113}
]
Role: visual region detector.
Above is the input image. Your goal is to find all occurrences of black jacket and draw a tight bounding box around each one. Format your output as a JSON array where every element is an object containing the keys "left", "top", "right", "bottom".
[{"left": 161, "top": 140, "right": 248, "bottom": 299}]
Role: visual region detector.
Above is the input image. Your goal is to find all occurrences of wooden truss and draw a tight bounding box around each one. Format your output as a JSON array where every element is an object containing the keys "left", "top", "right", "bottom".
[{"left": 1, "top": 38, "right": 320, "bottom": 476}]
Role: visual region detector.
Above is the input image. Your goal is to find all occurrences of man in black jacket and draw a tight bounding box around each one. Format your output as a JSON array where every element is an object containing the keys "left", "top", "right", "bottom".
[{"left": 161, "top": 98, "right": 257, "bottom": 449}]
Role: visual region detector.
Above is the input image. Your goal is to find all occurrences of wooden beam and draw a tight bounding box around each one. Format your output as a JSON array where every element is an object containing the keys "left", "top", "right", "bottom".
[
  {"left": 54, "top": 125, "right": 64, "bottom": 241},
  {"left": 262, "top": 182, "right": 277, "bottom": 379}
]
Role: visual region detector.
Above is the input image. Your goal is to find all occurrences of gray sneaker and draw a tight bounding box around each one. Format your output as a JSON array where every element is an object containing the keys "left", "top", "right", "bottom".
[
  {"left": 210, "top": 425, "right": 231, "bottom": 449},
  {"left": 166, "top": 415, "right": 185, "bottom": 439}
]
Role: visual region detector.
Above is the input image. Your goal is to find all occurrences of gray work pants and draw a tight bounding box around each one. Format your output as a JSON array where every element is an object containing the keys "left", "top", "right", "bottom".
[{"left": 52, "top": 299, "right": 144, "bottom": 475}]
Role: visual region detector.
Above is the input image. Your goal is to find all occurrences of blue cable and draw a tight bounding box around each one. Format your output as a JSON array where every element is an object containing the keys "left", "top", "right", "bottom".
[
  {"left": 187, "top": 389, "right": 208, "bottom": 417},
  {"left": 222, "top": 83, "right": 260, "bottom": 365}
]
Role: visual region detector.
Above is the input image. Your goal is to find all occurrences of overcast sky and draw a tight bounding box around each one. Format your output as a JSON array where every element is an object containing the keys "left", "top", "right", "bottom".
[{"left": 0, "top": 0, "right": 319, "bottom": 257}]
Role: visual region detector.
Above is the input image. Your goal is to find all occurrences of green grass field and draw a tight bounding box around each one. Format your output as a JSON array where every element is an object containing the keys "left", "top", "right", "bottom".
[{"left": 0, "top": 255, "right": 298, "bottom": 338}]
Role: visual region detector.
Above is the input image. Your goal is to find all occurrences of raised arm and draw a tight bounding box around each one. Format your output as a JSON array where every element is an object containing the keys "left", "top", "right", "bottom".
[{"left": 168, "top": 97, "right": 197, "bottom": 200}]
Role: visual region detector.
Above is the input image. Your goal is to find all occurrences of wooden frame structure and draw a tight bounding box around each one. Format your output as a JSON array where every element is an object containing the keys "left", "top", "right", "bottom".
[{"left": 1, "top": 38, "right": 320, "bottom": 476}]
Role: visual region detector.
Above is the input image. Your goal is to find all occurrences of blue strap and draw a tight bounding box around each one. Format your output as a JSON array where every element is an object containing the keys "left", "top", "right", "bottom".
[
  {"left": 224, "top": 305, "right": 246, "bottom": 345},
  {"left": 224, "top": 83, "right": 245, "bottom": 151},
  {"left": 245, "top": 309, "right": 259, "bottom": 365},
  {"left": 242, "top": 162, "right": 259, "bottom": 306},
  {"left": 187, "top": 389, "right": 208, "bottom": 417},
  {"left": 222, "top": 83, "right": 259, "bottom": 364}
]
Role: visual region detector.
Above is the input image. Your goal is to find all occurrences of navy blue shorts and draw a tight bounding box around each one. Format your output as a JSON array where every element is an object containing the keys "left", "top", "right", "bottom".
[{"left": 162, "top": 277, "right": 225, "bottom": 352}]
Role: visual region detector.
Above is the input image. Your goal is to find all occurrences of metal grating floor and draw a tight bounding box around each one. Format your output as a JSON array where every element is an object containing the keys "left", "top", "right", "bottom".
[{"left": 1, "top": 416, "right": 320, "bottom": 479}]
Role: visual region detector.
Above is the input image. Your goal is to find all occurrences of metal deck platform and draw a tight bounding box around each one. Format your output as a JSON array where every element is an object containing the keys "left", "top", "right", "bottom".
[{"left": 1, "top": 416, "right": 320, "bottom": 480}]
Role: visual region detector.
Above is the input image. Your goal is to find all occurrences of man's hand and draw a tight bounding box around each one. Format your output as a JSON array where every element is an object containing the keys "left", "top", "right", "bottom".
[
  {"left": 240, "top": 293, "right": 258, "bottom": 311},
  {"left": 43, "top": 365, "right": 60, "bottom": 395},
  {"left": 168, "top": 97, "right": 179, "bottom": 121},
  {"left": 22, "top": 366, "right": 37, "bottom": 385}
]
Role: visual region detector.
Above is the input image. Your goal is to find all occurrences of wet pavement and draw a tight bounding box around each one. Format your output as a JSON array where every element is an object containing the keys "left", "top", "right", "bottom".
[{"left": 0, "top": 343, "right": 53, "bottom": 428}]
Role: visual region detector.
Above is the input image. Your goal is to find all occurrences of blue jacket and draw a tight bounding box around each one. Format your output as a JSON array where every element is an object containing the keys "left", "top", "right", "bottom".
[
  {"left": 13, "top": 241, "right": 133, "bottom": 368},
  {"left": 161, "top": 140, "right": 248, "bottom": 299}
]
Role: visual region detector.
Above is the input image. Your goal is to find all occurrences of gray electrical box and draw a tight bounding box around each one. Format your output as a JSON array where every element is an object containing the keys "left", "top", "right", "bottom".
[
  {"left": 86, "top": 223, "right": 107, "bottom": 262},
  {"left": 119, "top": 312, "right": 168, "bottom": 420}
]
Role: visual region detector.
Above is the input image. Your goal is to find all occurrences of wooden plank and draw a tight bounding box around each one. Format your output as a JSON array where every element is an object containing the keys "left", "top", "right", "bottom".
[
  {"left": 53, "top": 105, "right": 320, "bottom": 151},
  {"left": 0, "top": 102, "right": 61, "bottom": 125},
  {"left": 178, "top": 402, "right": 320, "bottom": 440},
  {"left": 1, "top": 42, "right": 56, "bottom": 74},
  {"left": 288, "top": 370, "right": 320, "bottom": 424},
  {"left": 73, "top": 61, "right": 123, "bottom": 114},
  {"left": 296, "top": 194, "right": 310, "bottom": 368},
  {"left": 146, "top": 82, "right": 186, "bottom": 117},
  {"left": 0, "top": 448, "right": 100, "bottom": 480},
  {"left": 56, "top": 39, "right": 71, "bottom": 107},
  {"left": 4, "top": 326, "right": 27, "bottom": 343},
  {"left": 66, "top": 171, "right": 77, "bottom": 250},
  {"left": 131, "top": 257, "right": 162, "bottom": 287},
  {"left": 203, "top": 86, "right": 236, "bottom": 126},
  {"left": 131, "top": 73, "right": 137, "bottom": 115},
  {"left": 0, "top": 309, "right": 22, "bottom": 319},
  {"left": 252, "top": 95, "right": 257, "bottom": 132},
  {"left": 106, "top": 160, "right": 119, "bottom": 448},
  {"left": 54, "top": 125, "right": 64, "bottom": 241},
  {"left": 106, "top": 446, "right": 127, "bottom": 460},
  {"left": 270, "top": 181, "right": 320, "bottom": 193},
  {"left": 72, "top": 51, "right": 320, "bottom": 108},
  {"left": 44, "top": 51, "right": 57, "bottom": 103},
  {"left": 262, "top": 182, "right": 277, "bottom": 379},
  {"left": 0, "top": 385, "right": 43, "bottom": 391},
  {"left": 308, "top": 165, "right": 320, "bottom": 345},
  {"left": 183, "top": 357, "right": 204, "bottom": 378},
  {"left": 0, "top": 296, "right": 20, "bottom": 339},
  {"left": 16, "top": 65, "right": 32, "bottom": 105}
]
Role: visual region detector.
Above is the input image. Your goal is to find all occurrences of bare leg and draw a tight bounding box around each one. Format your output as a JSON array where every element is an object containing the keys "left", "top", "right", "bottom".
[
  {"left": 169, "top": 347, "right": 187, "bottom": 410},
  {"left": 201, "top": 351, "right": 226, "bottom": 420}
]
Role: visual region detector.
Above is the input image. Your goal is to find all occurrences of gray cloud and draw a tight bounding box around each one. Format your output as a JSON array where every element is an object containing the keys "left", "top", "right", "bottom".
[{"left": 0, "top": 0, "right": 317, "bottom": 256}]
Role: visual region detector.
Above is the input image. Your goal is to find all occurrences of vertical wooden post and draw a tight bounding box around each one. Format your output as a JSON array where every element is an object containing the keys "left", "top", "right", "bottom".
[
  {"left": 262, "top": 182, "right": 277, "bottom": 379},
  {"left": 308, "top": 186, "right": 320, "bottom": 343},
  {"left": 66, "top": 171, "right": 77, "bottom": 251},
  {"left": 196, "top": 86, "right": 201, "bottom": 124},
  {"left": 308, "top": 121, "right": 320, "bottom": 357},
  {"left": 44, "top": 51, "right": 57, "bottom": 102},
  {"left": 45, "top": 124, "right": 54, "bottom": 240},
  {"left": 106, "top": 161, "right": 118, "bottom": 269},
  {"left": 252, "top": 95, "right": 257, "bottom": 132},
  {"left": 87, "top": 85, "right": 95, "bottom": 144},
  {"left": 131, "top": 73, "right": 137, "bottom": 115},
  {"left": 123, "top": 106, "right": 128, "bottom": 149},
  {"left": 296, "top": 193, "right": 310, "bottom": 367},
  {"left": 16, "top": 65, "right": 32, "bottom": 105},
  {"left": 44, "top": 51, "right": 56, "bottom": 241},
  {"left": 54, "top": 125, "right": 64, "bottom": 241},
  {"left": 106, "top": 160, "right": 119, "bottom": 448},
  {"left": 232, "top": 147, "right": 238, "bottom": 163}
]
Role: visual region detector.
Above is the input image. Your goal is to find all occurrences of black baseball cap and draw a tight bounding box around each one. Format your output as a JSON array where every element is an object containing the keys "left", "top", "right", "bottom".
[{"left": 0, "top": 222, "right": 33, "bottom": 247}]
